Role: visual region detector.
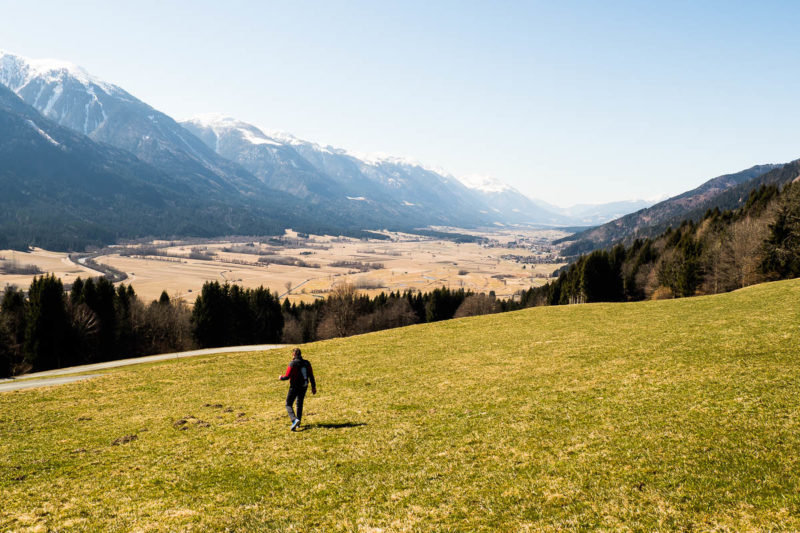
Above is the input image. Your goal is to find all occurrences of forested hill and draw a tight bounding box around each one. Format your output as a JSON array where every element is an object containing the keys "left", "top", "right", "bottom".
[
  {"left": 557, "top": 163, "right": 785, "bottom": 255},
  {"left": 525, "top": 180, "right": 800, "bottom": 306}
]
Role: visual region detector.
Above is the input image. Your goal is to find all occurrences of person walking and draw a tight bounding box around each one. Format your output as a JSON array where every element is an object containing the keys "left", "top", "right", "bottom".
[{"left": 279, "top": 348, "right": 316, "bottom": 431}]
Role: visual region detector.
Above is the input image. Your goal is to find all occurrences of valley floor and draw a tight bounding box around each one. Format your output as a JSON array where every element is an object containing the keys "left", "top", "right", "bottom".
[
  {"left": 0, "top": 228, "right": 565, "bottom": 304},
  {"left": 1, "top": 279, "right": 799, "bottom": 530}
]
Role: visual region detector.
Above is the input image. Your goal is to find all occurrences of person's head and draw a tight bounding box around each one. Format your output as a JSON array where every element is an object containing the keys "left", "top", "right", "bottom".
[{"left": 291, "top": 348, "right": 302, "bottom": 360}]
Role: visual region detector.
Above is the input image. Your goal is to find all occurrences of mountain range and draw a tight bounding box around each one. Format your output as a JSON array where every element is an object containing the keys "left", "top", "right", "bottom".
[
  {"left": 0, "top": 50, "right": 583, "bottom": 237},
  {"left": 7, "top": 49, "right": 773, "bottom": 253},
  {"left": 0, "top": 82, "right": 315, "bottom": 250},
  {"left": 180, "top": 115, "right": 663, "bottom": 228}
]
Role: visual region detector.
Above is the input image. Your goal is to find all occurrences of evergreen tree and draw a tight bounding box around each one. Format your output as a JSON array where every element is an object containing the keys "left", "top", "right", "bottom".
[
  {"left": 1, "top": 286, "right": 27, "bottom": 374},
  {"left": 93, "top": 278, "right": 119, "bottom": 361},
  {"left": 191, "top": 281, "right": 231, "bottom": 348},
  {"left": 115, "top": 284, "right": 135, "bottom": 359},
  {"left": 0, "top": 319, "right": 12, "bottom": 377},
  {"left": 581, "top": 251, "right": 614, "bottom": 302},
  {"left": 228, "top": 284, "right": 253, "bottom": 345},
  {"left": 425, "top": 287, "right": 468, "bottom": 322},
  {"left": 251, "top": 287, "right": 283, "bottom": 343},
  {"left": 25, "top": 275, "right": 68, "bottom": 371},
  {"left": 761, "top": 184, "right": 800, "bottom": 278},
  {"left": 70, "top": 277, "right": 85, "bottom": 307}
]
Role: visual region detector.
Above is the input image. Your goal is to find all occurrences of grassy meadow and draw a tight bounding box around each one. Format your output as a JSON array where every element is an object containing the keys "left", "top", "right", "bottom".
[{"left": 1, "top": 279, "right": 799, "bottom": 531}]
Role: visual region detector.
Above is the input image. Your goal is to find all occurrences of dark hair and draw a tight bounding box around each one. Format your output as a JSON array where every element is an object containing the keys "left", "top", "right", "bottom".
[{"left": 292, "top": 348, "right": 302, "bottom": 359}]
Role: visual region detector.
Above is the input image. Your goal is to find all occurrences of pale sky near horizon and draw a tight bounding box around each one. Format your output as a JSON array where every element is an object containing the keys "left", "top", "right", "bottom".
[{"left": 2, "top": 1, "right": 800, "bottom": 207}]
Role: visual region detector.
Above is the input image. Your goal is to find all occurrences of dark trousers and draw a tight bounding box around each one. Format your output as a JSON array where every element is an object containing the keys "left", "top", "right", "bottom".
[{"left": 286, "top": 386, "right": 307, "bottom": 422}]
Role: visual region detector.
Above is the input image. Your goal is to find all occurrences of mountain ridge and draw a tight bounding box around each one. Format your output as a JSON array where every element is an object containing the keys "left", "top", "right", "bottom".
[
  {"left": 558, "top": 163, "right": 786, "bottom": 254},
  {"left": 0, "top": 49, "right": 703, "bottom": 246},
  {"left": 182, "top": 114, "right": 640, "bottom": 227}
]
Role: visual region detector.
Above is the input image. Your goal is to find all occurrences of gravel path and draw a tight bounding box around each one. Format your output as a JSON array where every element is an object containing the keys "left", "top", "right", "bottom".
[{"left": 0, "top": 344, "right": 287, "bottom": 392}]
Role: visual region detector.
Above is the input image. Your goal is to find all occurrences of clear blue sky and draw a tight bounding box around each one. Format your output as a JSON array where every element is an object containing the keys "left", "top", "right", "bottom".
[{"left": 2, "top": 1, "right": 800, "bottom": 206}]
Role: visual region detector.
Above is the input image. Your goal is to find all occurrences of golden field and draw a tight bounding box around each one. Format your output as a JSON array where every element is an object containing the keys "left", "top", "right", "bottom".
[{"left": 2, "top": 229, "right": 566, "bottom": 304}]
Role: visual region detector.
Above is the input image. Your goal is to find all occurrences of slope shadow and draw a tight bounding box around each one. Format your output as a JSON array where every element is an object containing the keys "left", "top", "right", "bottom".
[{"left": 299, "top": 422, "right": 366, "bottom": 431}]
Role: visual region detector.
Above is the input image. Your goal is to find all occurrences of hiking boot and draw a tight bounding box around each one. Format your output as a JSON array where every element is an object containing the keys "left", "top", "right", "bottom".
[{"left": 291, "top": 419, "right": 300, "bottom": 431}]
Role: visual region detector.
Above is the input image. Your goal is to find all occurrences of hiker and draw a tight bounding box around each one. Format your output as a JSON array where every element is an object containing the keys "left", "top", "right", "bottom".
[{"left": 278, "top": 347, "right": 316, "bottom": 431}]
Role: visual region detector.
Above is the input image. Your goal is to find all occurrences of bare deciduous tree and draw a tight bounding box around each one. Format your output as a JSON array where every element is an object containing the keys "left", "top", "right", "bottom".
[
  {"left": 317, "top": 282, "right": 359, "bottom": 339},
  {"left": 281, "top": 314, "right": 304, "bottom": 344},
  {"left": 716, "top": 215, "right": 771, "bottom": 290},
  {"left": 454, "top": 293, "right": 500, "bottom": 318},
  {"left": 354, "top": 298, "right": 418, "bottom": 333}
]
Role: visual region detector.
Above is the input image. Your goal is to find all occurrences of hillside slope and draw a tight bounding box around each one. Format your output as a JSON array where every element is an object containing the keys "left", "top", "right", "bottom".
[
  {"left": 559, "top": 163, "right": 783, "bottom": 254},
  {"left": 0, "top": 50, "right": 269, "bottom": 197},
  {"left": 1, "top": 279, "right": 799, "bottom": 530},
  {"left": 0, "top": 85, "right": 315, "bottom": 250},
  {"left": 0, "top": 50, "right": 432, "bottom": 238}
]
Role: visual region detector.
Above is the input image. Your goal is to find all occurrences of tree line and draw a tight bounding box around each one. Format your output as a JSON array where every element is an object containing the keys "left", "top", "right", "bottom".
[
  {"left": 278, "top": 284, "right": 507, "bottom": 343},
  {"left": 0, "top": 277, "right": 507, "bottom": 377},
  {"left": 0, "top": 276, "right": 194, "bottom": 377}
]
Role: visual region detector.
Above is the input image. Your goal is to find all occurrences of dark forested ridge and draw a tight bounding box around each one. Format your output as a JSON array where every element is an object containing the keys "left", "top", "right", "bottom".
[
  {"left": 0, "top": 85, "right": 292, "bottom": 250},
  {"left": 558, "top": 163, "right": 786, "bottom": 255},
  {"left": 528, "top": 180, "right": 800, "bottom": 306}
]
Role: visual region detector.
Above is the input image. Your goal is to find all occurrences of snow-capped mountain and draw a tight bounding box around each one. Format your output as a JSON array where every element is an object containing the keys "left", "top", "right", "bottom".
[
  {"left": 0, "top": 83, "right": 290, "bottom": 250},
  {"left": 182, "top": 114, "right": 650, "bottom": 227},
  {"left": 0, "top": 52, "right": 125, "bottom": 135},
  {"left": 182, "top": 114, "right": 346, "bottom": 200},
  {"left": 182, "top": 115, "right": 495, "bottom": 227},
  {"left": 0, "top": 50, "right": 263, "bottom": 196},
  {"left": 0, "top": 49, "right": 652, "bottom": 237},
  {"left": 456, "top": 174, "right": 573, "bottom": 225}
]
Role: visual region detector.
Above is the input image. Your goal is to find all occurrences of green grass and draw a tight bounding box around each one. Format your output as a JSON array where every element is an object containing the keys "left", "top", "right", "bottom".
[{"left": 2, "top": 279, "right": 800, "bottom": 531}]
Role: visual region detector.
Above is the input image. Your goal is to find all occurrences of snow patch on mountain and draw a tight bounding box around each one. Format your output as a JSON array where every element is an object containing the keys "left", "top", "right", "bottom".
[
  {"left": 26, "top": 119, "right": 60, "bottom": 147},
  {"left": 82, "top": 86, "right": 107, "bottom": 134},
  {"left": 185, "top": 114, "right": 462, "bottom": 181},
  {"left": 346, "top": 150, "right": 455, "bottom": 178},
  {"left": 457, "top": 174, "right": 514, "bottom": 194},
  {"left": 0, "top": 50, "right": 117, "bottom": 94},
  {"left": 186, "top": 114, "right": 282, "bottom": 147},
  {"left": 241, "top": 129, "right": 280, "bottom": 146},
  {"left": 41, "top": 83, "right": 62, "bottom": 116}
]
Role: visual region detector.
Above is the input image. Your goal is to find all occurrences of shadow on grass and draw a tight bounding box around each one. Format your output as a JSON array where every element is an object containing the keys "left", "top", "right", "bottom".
[{"left": 299, "top": 422, "right": 366, "bottom": 431}]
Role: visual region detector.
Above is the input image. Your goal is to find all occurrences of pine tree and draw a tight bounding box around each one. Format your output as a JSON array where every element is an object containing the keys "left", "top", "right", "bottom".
[
  {"left": 251, "top": 287, "right": 283, "bottom": 343},
  {"left": 93, "top": 278, "right": 119, "bottom": 361},
  {"left": 25, "top": 275, "right": 68, "bottom": 371},
  {"left": 191, "top": 281, "right": 232, "bottom": 348},
  {"left": 1, "top": 286, "right": 26, "bottom": 375},
  {"left": 158, "top": 291, "right": 171, "bottom": 306},
  {"left": 761, "top": 184, "right": 800, "bottom": 278}
]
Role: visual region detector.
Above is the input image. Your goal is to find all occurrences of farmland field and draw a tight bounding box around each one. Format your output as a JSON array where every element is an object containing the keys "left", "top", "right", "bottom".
[
  {"left": 1, "top": 278, "right": 799, "bottom": 531},
  {"left": 0, "top": 248, "right": 104, "bottom": 289},
  {"left": 1, "top": 228, "right": 566, "bottom": 303}
]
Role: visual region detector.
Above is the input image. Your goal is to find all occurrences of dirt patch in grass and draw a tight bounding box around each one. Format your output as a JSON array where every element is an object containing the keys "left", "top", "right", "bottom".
[{"left": 111, "top": 434, "right": 137, "bottom": 446}]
